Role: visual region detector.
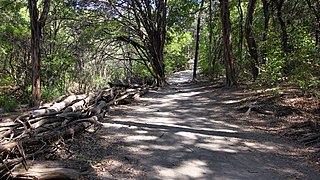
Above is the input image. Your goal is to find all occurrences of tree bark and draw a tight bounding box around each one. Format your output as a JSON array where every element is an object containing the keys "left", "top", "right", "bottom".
[
  {"left": 28, "top": 0, "right": 50, "bottom": 107},
  {"left": 274, "top": 0, "right": 288, "bottom": 52},
  {"left": 219, "top": 0, "right": 237, "bottom": 86},
  {"left": 262, "top": 0, "right": 270, "bottom": 42},
  {"left": 121, "top": 0, "right": 167, "bottom": 87},
  {"left": 305, "top": 0, "right": 320, "bottom": 46},
  {"left": 144, "top": 0, "right": 167, "bottom": 86},
  {"left": 245, "top": 0, "right": 259, "bottom": 80},
  {"left": 236, "top": 0, "right": 244, "bottom": 63},
  {"left": 261, "top": 0, "right": 270, "bottom": 63},
  {"left": 208, "top": 0, "right": 215, "bottom": 76},
  {"left": 193, "top": 0, "right": 205, "bottom": 80}
]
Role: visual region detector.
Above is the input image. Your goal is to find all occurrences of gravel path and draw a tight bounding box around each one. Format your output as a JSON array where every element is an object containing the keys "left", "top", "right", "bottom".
[{"left": 97, "top": 70, "right": 320, "bottom": 179}]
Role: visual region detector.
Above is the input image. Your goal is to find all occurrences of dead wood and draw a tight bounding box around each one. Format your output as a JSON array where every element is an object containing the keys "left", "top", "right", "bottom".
[
  {"left": 57, "top": 111, "right": 83, "bottom": 120},
  {"left": 0, "top": 84, "right": 151, "bottom": 179},
  {"left": 238, "top": 103, "right": 274, "bottom": 115},
  {"left": 94, "top": 88, "right": 113, "bottom": 105},
  {"left": 88, "top": 100, "right": 108, "bottom": 116},
  {"left": 299, "top": 133, "right": 320, "bottom": 143},
  {"left": 40, "top": 94, "right": 68, "bottom": 109},
  {"left": 0, "top": 142, "right": 18, "bottom": 153},
  {"left": 313, "top": 143, "right": 320, "bottom": 148},
  {"left": 22, "top": 122, "right": 92, "bottom": 146},
  {"left": 31, "top": 94, "right": 87, "bottom": 117},
  {"left": 64, "top": 93, "right": 94, "bottom": 113},
  {"left": 108, "top": 82, "right": 143, "bottom": 88},
  {"left": 290, "top": 121, "right": 314, "bottom": 129},
  {"left": 0, "top": 128, "right": 14, "bottom": 139},
  {"left": 29, "top": 117, "right": 61, "bottom": 130},
  {"left": 133, "top": 88, "right": 149, "bottom": 100},
  {"left": 11, "top": 160, "right": 93, "bottom": 180}
]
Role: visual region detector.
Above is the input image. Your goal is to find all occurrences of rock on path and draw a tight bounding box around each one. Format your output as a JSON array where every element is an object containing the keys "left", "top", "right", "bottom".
[{"left": 99, "top": 71, "right": 320, "bottom": 179}]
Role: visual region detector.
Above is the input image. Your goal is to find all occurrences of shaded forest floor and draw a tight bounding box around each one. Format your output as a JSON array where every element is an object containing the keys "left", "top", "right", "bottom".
[
  {"left": 1, "top": 70, "right": 320, "bottom": 179},
  {"left": 236, "top": 84, "right": 320, "bottom": 165}
]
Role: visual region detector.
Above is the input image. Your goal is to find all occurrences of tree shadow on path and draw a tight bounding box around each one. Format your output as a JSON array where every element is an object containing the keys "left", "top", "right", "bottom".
[{"left": 96, "top": 71, "right": 320, "bottom": 179}]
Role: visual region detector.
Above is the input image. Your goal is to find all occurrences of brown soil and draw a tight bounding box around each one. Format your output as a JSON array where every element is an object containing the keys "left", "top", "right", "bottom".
[
  {"left": 2, "top": 70, "right": 320, "bottom": 179},
  {"left": 235, "top": 85, "right": 320, "bottom": 165}
]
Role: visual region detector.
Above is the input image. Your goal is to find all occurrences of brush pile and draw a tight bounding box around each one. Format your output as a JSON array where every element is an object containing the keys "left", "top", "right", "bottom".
[{"left": 0, "top": 83, "right": 150, "bottom": 179}]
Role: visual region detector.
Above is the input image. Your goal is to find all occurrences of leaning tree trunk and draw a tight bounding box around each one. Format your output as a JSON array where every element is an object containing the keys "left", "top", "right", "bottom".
[
  {"left": 245, "top": 0, "right": 259, "bottom": 80},
  {"left": 219, "top": 0, "right": 237, "bottom": 86},
  {"left": 193, "top": 0, "right": 205, "bottom": 80},
  {"left": 28, "top": 0, "right": 50, "bottom": 107}
]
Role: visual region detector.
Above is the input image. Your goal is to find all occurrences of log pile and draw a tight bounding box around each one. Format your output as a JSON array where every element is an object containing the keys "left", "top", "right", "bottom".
[{"left": 0, "top": 84, "right": 150, "bottom": 179}]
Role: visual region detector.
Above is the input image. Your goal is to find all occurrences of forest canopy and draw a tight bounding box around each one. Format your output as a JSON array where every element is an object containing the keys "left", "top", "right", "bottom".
[{"left": 0, "top": 0, "right": 319, "bottom": 108}]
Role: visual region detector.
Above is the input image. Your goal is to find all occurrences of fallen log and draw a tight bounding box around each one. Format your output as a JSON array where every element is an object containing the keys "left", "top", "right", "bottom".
[
  {"left": 21, "top": 122, "right": 92, "bottom": 147},
  {"left": 94, "top": 88, "right": 113, "bottom": 105},
  {"left": 11, "top": 160, "right": 93, "bottom": 180},
  {"left": 0, "top": 84, "right": 150, "bottom": 179},
  {"left": 64, "top": 93, "right": 94, "bottom": 113},
  {"left": 87, "top": 100, "right": 108, "bottom": 116},
  {"left": 299, "top": 133, "right": 320, "bottom": 143},
  {"left": 108, "top": 82, "right": 143, "bottom": 88},
  {"left": 0, "top": 142, "right": 17, "bottom": 153},
  {"left": 57, "top": 111, "right": 83, "bottom": 120},
  {"left": 31, "top": 94, "right": 87, "bottom": 117},
  {"left": 40, "top": 94, "right": 68, "bottom": 109}
]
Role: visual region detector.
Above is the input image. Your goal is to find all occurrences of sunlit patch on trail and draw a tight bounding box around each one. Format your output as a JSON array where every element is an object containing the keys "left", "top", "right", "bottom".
[
  {"left": 156, "top": 160, "right": 210, "bottom": 179},
  {"left": 167, "top": 70, "right": 193, "bottom": 84}
]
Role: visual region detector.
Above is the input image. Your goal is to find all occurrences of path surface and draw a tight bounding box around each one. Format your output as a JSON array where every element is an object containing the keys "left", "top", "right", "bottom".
[{"left": 96, "top": 70, "right": 320, "bottom": 179}]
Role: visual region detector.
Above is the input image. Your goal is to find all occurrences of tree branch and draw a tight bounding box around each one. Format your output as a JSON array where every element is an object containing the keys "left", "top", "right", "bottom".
[{"left": 39, "top": 0, "right": 51, "bottom": 28}]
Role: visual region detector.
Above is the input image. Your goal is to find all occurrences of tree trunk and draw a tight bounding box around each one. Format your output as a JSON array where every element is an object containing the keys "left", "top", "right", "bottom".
[
  {"left": 212, "top": 37, "right": 222, "bottom": 78},
  {"left": 208, "top": 0, "right": 214, "bottom": 77},
  {"left": 29, "top": 0, "right": 41, "bottom": 107},
  {"left": 274, "top": 0, "right": 288, "bottom": 52},
  {"left": 28, "top": 0, "right": 50, "bottom": 107},
  {"left": 245, "top": 0, "right": 259, "bottom": 80},
  {"left": 262, "top": 0, "right": 270, "bottom": 42},
  {"left": 127, "top": 0, "right": 167, "bottom": 87},
  {"left": 193, "top": 0, "right": 205, "bottom": 80},
  {"left": 153, "top": 0, "right": 167, "bottom": 86},
  {"left": 261, "top": 0, "right": 270, "bottom": 63},
  {"left": 236, "top": 0, "right": 244, "bottom": 63},
  {"left": 305, "top": 0, "right": 320, "bottom": 46},
  {"left": 219, "top": 0, "right": 237, "bottom": 86}
]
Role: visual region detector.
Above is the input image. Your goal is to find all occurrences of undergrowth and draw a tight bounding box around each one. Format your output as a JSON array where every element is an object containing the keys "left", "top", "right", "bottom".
[{"left": 0, "top": 96, "right": 19, "bottom": 112}]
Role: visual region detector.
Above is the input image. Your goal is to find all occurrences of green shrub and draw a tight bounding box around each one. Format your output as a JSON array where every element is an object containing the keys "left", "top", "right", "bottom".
[
  {"left": 41, "top": 86, "right": 64, "bottom": 102},
  {"left": 0, "top": 96, "right": 19, "bottom": 112}
]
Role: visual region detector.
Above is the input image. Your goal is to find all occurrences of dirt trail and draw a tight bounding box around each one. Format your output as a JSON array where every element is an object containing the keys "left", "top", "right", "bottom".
[{"left": 92, "top": 70, "right": 320, "bottom": 179}]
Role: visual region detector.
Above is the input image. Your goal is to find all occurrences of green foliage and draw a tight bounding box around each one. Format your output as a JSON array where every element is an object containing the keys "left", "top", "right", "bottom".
[
  {"left": 110, "top": 67, "right": 126, "bottom": 81},
  {"left": 0, "top": 96, "right": 19, "bottom": 112},
  {"left": 41, "top": 86, "right": 64, "bottom": 102},
  {"left": 165, "top": 30, "right": 192, "bottom": 73},
  {"left": 258, "top": 36, "right": 286, "bottom": 85},
  {"left": 1, "top": 0, "right": 319, "bottom": 101},
  {"left": 297, "top": 76, "right": 320, "bottom": 95},
  {"left": 167, "top": 0, "right": 198, "bottom": 31},
  {"left": 258, "top": 23, "right": 320, "bottom": 94},
  {"left": 131, "top": 62, "right": 154, "bottom": 80}
]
